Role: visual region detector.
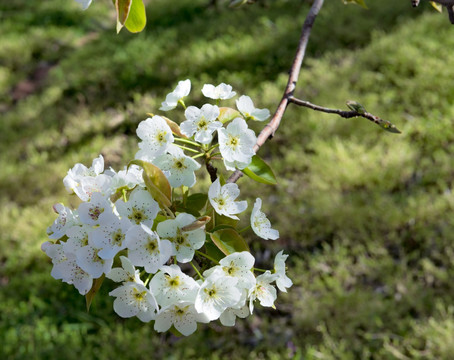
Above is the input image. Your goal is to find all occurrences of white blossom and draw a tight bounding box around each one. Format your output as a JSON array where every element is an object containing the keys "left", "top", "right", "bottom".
[
  {"left": 115, "top": 187, "right": 159, "bottom": 228},
  {"left": 42, "top": 241, "right": 93, "bottom": 295},
  {"left": 194, "top": 270, "right": 241, "bottom": 321},
  {"left": 156, "top": 213, "right": 205, "bottom": 263},
  {"left": 202, "top": 83, "right": 236, "bottom": 100},
  {"left": 136, "top": 115, "right": 174, "bottom": 161},
  {"left": 125, "top": 224, "right": 173, "bottom": 273},
  {"left": 204, "top": 252, "right": 256, "bottom": 290},
  {"left": 250, "top": 198, "right": 279, "bottom": 240},
  {"left": 160, "top": 79, "right": 191, "bottom": 111},
  {"left": 274, "top": 250, "right": 293, "bottom": 292},
  {"left": 219, "top": 304, "right": 249, "bottom": 327},
  {"left": 46, "top": 203, "right": 79, "bottom": 240},
  {"left": 154, "top": 301, "right": 209, "bottom": 336},
  {"left": 107, "top": 165, "right": 144, "bottom": 194},
  {"left": 180, "top": 104, "right": 222, "bottom": 144},
  {"left": 218, "top": 117, "right": 256, "bottom": 171},
  {"left": 236, "top": 95, "right": 270, "bottom": 122},
  {"left": 78, "top": 192, "right": 115, "bottom": 226},
  {"left": 75, "top": 243, "right": 113, "bottom": 278},
  {"left": 248, "top": 271, "right": 277, "bottom": 313},
  {"left": 74, "top": 0, "right": 93, "bottom": 10},
  {"left": 150, "top": 264, "right": 200, "bottom": 306},
  {"left": 90, "top": 217, "right": 132, "bottom": 259},
  {"left": 109, "top": 282, "right": 158, "bottom": 322},
  {"left": 208, "top": 178, "right": 247, "bottom": 220},
  {"left": 106, "top": 255, "right": 143, "bottom": 284},
  {"left": 153, "top": 146, "right": 201, "bottom": 188}
]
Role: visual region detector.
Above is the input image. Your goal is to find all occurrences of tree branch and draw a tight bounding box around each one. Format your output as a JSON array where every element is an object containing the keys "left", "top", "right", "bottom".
[
  {"left": 288, "top": 96, "right": 401, "bottom": 133},
  {"left": 227, "top": 0, "right": 325, "bottom": 183}
]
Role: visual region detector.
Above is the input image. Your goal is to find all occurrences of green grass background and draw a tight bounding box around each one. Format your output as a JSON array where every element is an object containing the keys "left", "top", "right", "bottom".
[{"left": 2, "top": 0, "right": 454, "bottom": 358}]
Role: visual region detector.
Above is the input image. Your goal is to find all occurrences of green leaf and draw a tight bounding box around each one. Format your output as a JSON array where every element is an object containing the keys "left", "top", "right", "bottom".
[
  {"left": 430, "top": 1, "right": 443, "bottom": 12},
  {"left": 204, "top": 242, "right": 226, "bottom": 263},
  {"left": 115, "top": 0, "right": 132, "bottom": 33},
  {"left": 218, "top": 107, "right": 241, "bottom": 124},
  {"left": 124, "top": 0, "right": 147, "bottom": 33},
  {"left": 128, "top": 160, "right": 171, "bottom": 208},
  {"left": 342, "top": 0, "right": 367, "bottom": 9},
  {"left": 346, "top": 100, "right": 367, "bottom": 115},
  {"left": 377, "top": 119, "right": 401, "bottom": 134},
  {"left": 208, "top": 224, "right": 237, "bottom": 233},
  {"left": 85, "top": 275, "right": 105, "bottom": 312},
  {"left": 215, "top": 212, "right": 239, "bottom": 229},
  {"left": 210, "top": 228, "right": 249, "bottom": 255},
  {"left": 186, "top": 193, "right": 208, "bottom": 212},
  {"left": 242, "top": 155, "right": 277, "bottom": 185}
]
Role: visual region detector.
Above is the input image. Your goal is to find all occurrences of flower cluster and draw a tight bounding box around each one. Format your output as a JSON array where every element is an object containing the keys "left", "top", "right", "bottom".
[{"left": 43, "top": 80, "right": 291, "bottom": 336}]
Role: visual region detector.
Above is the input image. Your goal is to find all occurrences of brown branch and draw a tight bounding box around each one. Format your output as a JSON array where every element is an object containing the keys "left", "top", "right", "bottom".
[
  {"left": 206, "top": 161, "right": 218, "bottom": 183},
  {"left": 289, "top": 96, "right": 401, "bottom": 133},
  {"left": 227, "top": 0, "right": 325, "bottom": 183}
]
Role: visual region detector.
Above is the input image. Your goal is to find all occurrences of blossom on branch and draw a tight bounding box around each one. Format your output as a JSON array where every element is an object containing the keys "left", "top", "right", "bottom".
[
  {"left": 202, "top": 83, "right": 236, "bottom": 100},
  {"left": 250, "top": 198, "right": 279, "bottom": 240},
  {"left": 160, "top": 79, "right": 191, "bottom": 111},
  {"left": 180, "top": 104, "right": 222, "bottom": 144},
  {"left": 208, "top": 178, "right": 247, "bottom": 220}
]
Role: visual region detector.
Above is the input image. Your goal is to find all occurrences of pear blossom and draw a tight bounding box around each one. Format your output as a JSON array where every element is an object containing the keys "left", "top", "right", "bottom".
[
  {"left": 125, "top": 224, "right": 173, "bottom": 273},
  {"left": 218, "top": 117, "right": 256, "bottom": 171},
  {"left": 160, "top": 79, "right": 191, "bottom": 111},
  {"left": 236, "top": 95, "right": 270, "bottom": 122},
  {"left": 219, "top": 304, "right": 250, "bottom": 327},
  {"left": 107, "top": 165, "right": 144, "bottom": 194},
  {"left": 76, "top": 174, "right": 113, "bottom": 201},
  {"left": 42, "top": 242, "right": 93, "bottom": 295},
  {"left": 250, "top": 198, "right": 279, "bottom": 240},
  {"left": 156, "top": 213, "right": 205, "bottom": 263},
  {"left": 153, "top": 146, "right": 201, "bottom": 188},
  {"left": 180, "top": 104, "right": 221, "bottom": 144},
  {"left": 109, "top": 282, "right": 158, "bottom": 322},
  {"left": 204, "top": 252, "right": 256, "bottom": 289},
  {"left": 248, "top": 271, "right": 277, "bottom": 313},
  {"left": 150, "top": 264, "right": 200, "bottom": 305},
  {"left": 202, "top": 83, "right": 236, "bottom": 100},
  {"left": 75, "top": 242, "right": 113, "bottom": 278},
  {"left": 154, "top": 301, "right": 209, "bottom": 336},
  {"left": 46, "top": 203, "right": 79, "bottom": 240},
  {"left": 65, "top": 224, "right": 92, "bottom": 251},
  {"left": 78, "top": 192, "right": 115, "bottom": 226},
  {"left": 89, "top": 217, "right": 132, "bottom": 259},
  {"left": 107, "top": 256, "right": 143, "bottom": 284},
  {"left": 274, "top": 250, "right": 293, "bottom": 292},
  {"left": 115, "top": 187, "right": 159, "bottom": 227},
  {"left": 63, "top": 155, "right": 106, "bottom": 200},
  {"left": 208, "top": 178, "right": 247, "bottom": 220},
  {"left": 74, "top": 0, "right": 93, "bottom": 10},
  {"left": 136, "top": 116, "right": 174, "bottom": 161},
  {"left": 195, "top": 271, "right": 241, "bottom": 321}
]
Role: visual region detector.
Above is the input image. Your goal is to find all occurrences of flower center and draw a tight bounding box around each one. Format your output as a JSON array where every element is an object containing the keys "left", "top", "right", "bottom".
[
  {"left": 146, "top": 237, "right": 158, "bottom": 253},
  {"left": 112, "top": 229, "right": 125, "bottom": 246},
  {"left": 89, "top": 206, "right": 103, "bottom": 221},
  {"left": 197, "top": 117, "right": 208, "bottom": 130},
  {"left": 129, "top": 207, "right": 146, "bottom": 224}
]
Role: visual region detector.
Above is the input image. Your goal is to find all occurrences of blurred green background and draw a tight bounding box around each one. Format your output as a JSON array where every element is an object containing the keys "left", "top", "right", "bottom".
[{"left": 2, "top": 0, "right": 454, "bottom": 358}]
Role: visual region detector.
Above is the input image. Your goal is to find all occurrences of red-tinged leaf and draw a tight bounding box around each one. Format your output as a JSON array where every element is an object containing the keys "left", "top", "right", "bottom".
[
  {"left": 85, "top": 275, "right": 105, "bottom": 312},
  {"left": 115, "top": 0, "right": 132, "bottom": 33},
  {"left": 128, "top": 160, "right": 171, "bottom": 208},
  {"left": 181, "top": 216, "right": 211, "bottom": 232},
  {"left": 210, "top": 228, "right": 249, "bottom": 256}
]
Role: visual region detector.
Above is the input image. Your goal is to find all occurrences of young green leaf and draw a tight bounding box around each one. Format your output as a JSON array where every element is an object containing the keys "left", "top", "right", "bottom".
[
  {"left": 124, "top": 0, "right": 147, "bottom": 33},
  {"left": 342, "top": 0, "right": 368, "bottom": 9},
  {"left": 430, "top": 1, "right": 443, "bottom": 12},
  {"left": 218, "top": 107, "right": 241, "bottom": 124},
  {"left": 210, "top": 228, "right": 249, "bottom": 255},
  {"left": 186, "top": 193, "right": 208, "bottom": 212},
  {"left": 128, "top": 160, "right": 172, "bottom": 208},
  {"left": 85, "top": 275, "right": 105, "bottom": 312},
  {"left": 242, "top": 155, "right": 277, "bottom": 185}
]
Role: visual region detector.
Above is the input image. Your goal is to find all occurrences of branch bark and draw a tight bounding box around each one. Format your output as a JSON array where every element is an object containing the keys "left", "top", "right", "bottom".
[{"left": 227, "top": 0, "right": 325, "bottom": 183}]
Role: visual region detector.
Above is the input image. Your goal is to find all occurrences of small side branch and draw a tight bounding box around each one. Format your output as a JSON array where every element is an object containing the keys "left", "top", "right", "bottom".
[
  {"left": 288, "top": 96, "right": 401, "bottom": 133},
  {"left": 227, "top": 0, "right": 325, "bottom": 183}
]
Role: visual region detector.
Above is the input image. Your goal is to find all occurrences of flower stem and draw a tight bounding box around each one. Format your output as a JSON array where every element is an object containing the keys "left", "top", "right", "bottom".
[
  {"left": 175, "top": 144, "right": 200, "bottom": 153},
  {"left": 196, "top": 250, "right": 220, "bottom": 265},
  {"left": 163, "top": 204, "right": 175, "bottom": 219},
  {"left": 190, "top": 261, "right": 204, "bottom": 280},
  {"left": 144, "top": 273, "right": 153, "bottom": 286},
  {"left": 178, "top": 99, "right": 187, "bottom": 110},
  {"left": 175, "top": 138, "right": 201, "bottom": 147},
  {"left": 192, "top": 153, "right": 205, "bottom": 159},
  {"left": 253, "top": 267, "right": 267, "bottom": 273},
  {"left": 238, "top": 225, "right": 251, "bottom": 234}
]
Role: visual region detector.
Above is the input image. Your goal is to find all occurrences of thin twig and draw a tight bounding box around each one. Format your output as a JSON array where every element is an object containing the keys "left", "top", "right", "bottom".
[{"left": 227, "top": 0, "right": 325, "bottom": 183}]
